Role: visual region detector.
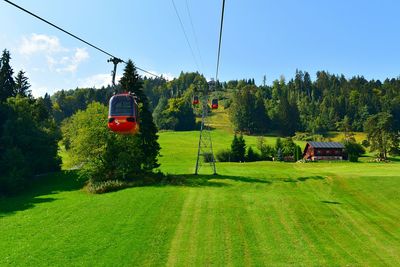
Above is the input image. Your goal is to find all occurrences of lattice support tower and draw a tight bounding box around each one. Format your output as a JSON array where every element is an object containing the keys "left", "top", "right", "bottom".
[{"left": 194, "top": 82, "right": 217, "bottom": 175}]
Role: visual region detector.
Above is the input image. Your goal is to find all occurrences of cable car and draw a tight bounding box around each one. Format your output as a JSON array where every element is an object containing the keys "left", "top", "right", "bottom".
[
  {"left": 192, "top": 95, "right": 199, "bottom": 105},
  {"left": 211, "top": 98, "right": 218, "bottom": 109},
  {"left": 108, "top": 93, "right": 139, "bottom": 135}
]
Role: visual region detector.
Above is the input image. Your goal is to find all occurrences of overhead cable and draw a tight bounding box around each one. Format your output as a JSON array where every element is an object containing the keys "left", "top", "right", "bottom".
[
  {"left": 171, "top": 0, "right": 201, "bottom": 71},
  {"left": 3, "top": 0, "right": 160, "bottom": 78},
  {"left": 185, "top": 0, "right": 204, "bottom": 70},
  {"left": 215, "top": 0, "right": 226, "bottom": 81}
]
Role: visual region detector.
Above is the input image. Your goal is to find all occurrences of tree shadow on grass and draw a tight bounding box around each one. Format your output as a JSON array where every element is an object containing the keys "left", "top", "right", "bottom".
[
  {"left": 387, "top": 157, "right": 400, "bottom": 162},
  {"left": 283, "top": 176, "right": 325, "bottom": 183},
  {"left": 321, "top": 200, "right": 341, "bottom": 205},
  {"left": 154, "top": 174, "right": 272, "bottom": 188},
  {"left": 0, "top": 170, "right": 85, "bottom": 218},
  {"left": 89, "top": 173, "right": 275, "bottom": 194}
]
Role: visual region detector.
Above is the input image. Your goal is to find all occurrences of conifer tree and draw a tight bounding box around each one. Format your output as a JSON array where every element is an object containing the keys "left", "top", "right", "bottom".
[
  {"left": 119, "top": 60, "right": 160, "bottom": 170},
  {"left": 0, "top": 49, "right": 15, "bottom": 102},
  {"left": 231, "top": 134, "right": 246, "bottom": 162},
  {"left": 14, "top": 70, "right": 32, "bottom": 98}
]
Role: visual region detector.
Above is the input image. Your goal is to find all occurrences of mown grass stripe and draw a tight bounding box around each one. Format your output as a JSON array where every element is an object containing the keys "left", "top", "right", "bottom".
[
  {"left": 306, "top": 176, "right": 393, "bottom": 266},
  {"left": 166, "top": 188, "right": 196, "bottom": 267}
]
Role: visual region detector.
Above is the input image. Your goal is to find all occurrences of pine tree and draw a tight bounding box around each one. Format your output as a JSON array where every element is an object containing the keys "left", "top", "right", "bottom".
[
  {"left": 276, "top": 148, "right": 283, "bottom": 161},
  {"left": 119, "top": 60, "right": 160, "bottom": 170},
  {"left": 275, "top": 137, "right": 283, "bottom": 152},
  {"left": 229, "top": 85, "right": 267, "bottom": 134},
  {"left": 230, "top": 134, "right": 240, "bottom": 162},
  {"left": 231, "top": 134, "right": 246, "bottom": 162},
  {"left": 238, "top": 134, "right": 246, "bottom": 162},
  {"left": 254, "top": 91, "right": 268, "bottom": 133},
  {"left": 277, "top": 96, "right": 299, "bottom": 136},
  {"left": 0, "top": 49, "right": 15, "bottom": 102},
  {"left": 43, "top": 93, "right": 53, "bottom": 115},
  {"left": 14, "top": 70, "right": 32, "bottom": 98},
  {"left": 246, "top": 146, "right": 260, "bottom": 162}
]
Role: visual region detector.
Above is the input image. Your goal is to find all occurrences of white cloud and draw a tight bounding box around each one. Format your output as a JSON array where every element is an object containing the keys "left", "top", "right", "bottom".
[
  {"left": 18, "top": 34, "right": 89, "bottom": 73},
  {"left": 145, "top": 70, "right": 175, "bottom": 81},
  {"left": 78, "top": 73, "right": 122, "bottom": 88},
  {"left": 56, "top": 48, "right": 89, "bottom": 73},
  {"left": 19, "top": 33, "right": 66, "bottom": 55}
]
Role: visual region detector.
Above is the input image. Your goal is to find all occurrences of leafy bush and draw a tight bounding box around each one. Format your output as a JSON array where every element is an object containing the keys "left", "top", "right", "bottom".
[
  {"left": 345, "top": 141, "right": 366, "bottom": 162},
  {"left": 348, "top": 154, "right": 359, "bottom": 162},
  {"left": 202, "top": 152, "right": 215, "bottom": 163},
  {"left": 86, "top": 180, "right": 128, "bottom": 194},
  {"left": 257, "top": 136, "right": 274, "bottom": 161},
  {"left": 216, "top": 149, "right": 232, "bottom": 162}
]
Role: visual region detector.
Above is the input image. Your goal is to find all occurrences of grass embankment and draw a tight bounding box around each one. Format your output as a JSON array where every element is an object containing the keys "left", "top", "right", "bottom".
[{"left": 1, "top": 108, "right": 400, "bottom": 265}]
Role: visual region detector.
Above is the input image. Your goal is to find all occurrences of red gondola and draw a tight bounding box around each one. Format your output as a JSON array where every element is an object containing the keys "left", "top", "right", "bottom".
[
  {"left": 211, "top": 98, "right": 218, "bottom": 109},
  {"left": 192, "top": 95, "right": 199, "bottom": 105},
  {"left": 108, "top": 93, "right": 139, "bottom": 135}
]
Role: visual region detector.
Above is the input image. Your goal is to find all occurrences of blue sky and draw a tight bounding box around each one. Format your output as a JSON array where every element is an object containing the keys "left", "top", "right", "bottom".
[{"left": 1, "top": 0, "right": 400, "bottom": 96}]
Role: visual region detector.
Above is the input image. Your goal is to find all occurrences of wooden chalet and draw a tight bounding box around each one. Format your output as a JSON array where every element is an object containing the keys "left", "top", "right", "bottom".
[{"left": 303, "top": 142, "right": 346, "bottom": 161}]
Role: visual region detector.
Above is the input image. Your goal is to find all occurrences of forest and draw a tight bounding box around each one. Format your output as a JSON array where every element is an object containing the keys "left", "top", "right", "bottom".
[{"left": 50, "top": 68, "right": 400, "bottom": 136}]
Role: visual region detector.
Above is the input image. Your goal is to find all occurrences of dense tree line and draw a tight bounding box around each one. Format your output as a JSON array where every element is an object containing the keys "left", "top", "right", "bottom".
[
  {"left": 261, "top": 70, "right": 400, "bottom": 135},
  {"left": 226, "top": 71, "right": 400, "bottom": 158},
  {"left": 0, "top": 49, "right": 60, "bottom": 194}
]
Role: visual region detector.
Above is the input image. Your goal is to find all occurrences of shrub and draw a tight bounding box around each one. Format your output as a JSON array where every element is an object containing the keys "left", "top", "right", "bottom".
[
  {"left": 216, "top": 149, "right": 232, "bottom": 162},
  {"left": 348, "top": 154, "right": 359, "bottom": 162},
  {"left": 86, "top": 180, "right": 128, "bottom": 194},
  {"left": 246, "top": 146, "right": 261, "bottom": 162},
  {"left": 202, "top": 152, "right": 215, "bottom": 163},
  {"left": 257, "top": 136, "right": 275, "bottom": 160},
  {"left": 345, "top": 141, "right": 366, "bottom": 162}
]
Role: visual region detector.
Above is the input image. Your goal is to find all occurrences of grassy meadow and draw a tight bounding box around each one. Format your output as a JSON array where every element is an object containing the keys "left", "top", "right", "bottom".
[{"left": 1, "top": 108, "right": 400, "bottom": 266}]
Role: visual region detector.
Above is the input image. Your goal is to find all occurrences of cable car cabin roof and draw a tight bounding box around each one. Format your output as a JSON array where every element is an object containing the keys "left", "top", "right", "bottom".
[
  {"left": 307, "top": 142, "right": 345, "bottom": 149},
  {"left": 109, "top": 94, "right": 136, "bottom": 117}
]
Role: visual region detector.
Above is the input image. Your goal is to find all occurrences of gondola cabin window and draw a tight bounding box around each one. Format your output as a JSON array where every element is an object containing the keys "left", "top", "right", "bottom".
[
  {"left": 108, "top": 93, "right": 139, "bottom": 135},
  {"left": 110, "top": 95, "right": 134, "bottom": 116}
]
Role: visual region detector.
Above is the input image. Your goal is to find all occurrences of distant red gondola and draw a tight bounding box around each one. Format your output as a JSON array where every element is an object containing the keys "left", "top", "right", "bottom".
[
  {"left": 211, "top": 98, "right": 218, "bottom": 109},
  {"left": 192, "top": 96, "right": 199, "bottom": 105},
  {"left": 108, "top": 93, "right": 139, "bottom": 135}
]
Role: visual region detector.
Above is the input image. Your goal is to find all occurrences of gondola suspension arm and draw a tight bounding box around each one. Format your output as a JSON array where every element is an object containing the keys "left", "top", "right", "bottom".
[{"left": 108, "top": 57, "right": 124, "bottom": 88}]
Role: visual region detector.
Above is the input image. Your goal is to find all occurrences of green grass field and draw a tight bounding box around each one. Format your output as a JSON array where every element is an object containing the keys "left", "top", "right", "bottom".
[{"left": 1, "top": 110, "right": 400, "bottom": 266}]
